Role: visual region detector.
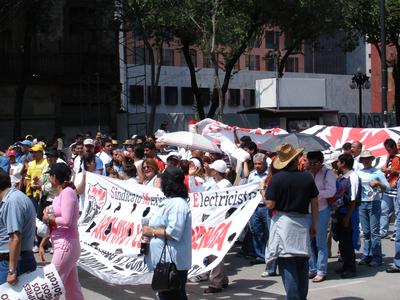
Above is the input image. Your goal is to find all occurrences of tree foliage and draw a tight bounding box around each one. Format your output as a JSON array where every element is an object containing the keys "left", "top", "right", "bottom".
[{"left": 339, "top": 0, "right": 400, "bottom": 124}]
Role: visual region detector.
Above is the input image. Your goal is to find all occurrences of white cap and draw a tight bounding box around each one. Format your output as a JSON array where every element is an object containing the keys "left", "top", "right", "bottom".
[
  {"left": 83, "top": 138, "right": 95, "bottom": 146},
  {"left": 209, "top": 159, "right": 227, "bottom": 174},
  {"left": 189, "top": 158, "right": 201, "bottom": 168}
]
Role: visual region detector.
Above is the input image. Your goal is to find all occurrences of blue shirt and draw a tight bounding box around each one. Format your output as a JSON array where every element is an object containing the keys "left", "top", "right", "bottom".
[
  {"left": 357, "top": 167, "right": 389, "bottom": 202},
  {"left": 0, "top": 188, "right": 36, "bottom": 252},
  {"left": 95, "top": 156, "right": 104, "bottom": 172},
  {"left": 146, "top": 197, "right": 192, "bottom": 271},
  {"left": 0, "top": 156, "right": 9, "bottom": 172},
  {"left": 16, "top": 152, "right": 32, "bottom": 164}
]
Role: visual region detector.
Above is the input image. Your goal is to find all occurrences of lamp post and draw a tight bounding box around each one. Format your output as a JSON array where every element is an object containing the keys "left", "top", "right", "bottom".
[{"left": 350, "top": 70, "right": 370, "bottom": 128}]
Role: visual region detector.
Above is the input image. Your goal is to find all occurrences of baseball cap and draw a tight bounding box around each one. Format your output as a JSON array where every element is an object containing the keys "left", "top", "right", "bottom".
[
  {"left": 20, "top": 140, "right": 32, "bottom": 147},
  {"left": 83, "top": 138, "right": 95, "bottom": 146},
  {"left": 209, "top": 159, "right": 227, "bottom": 174},
  {"left": 30, "top": 144, "right": 44, "bottom": 152},
  {"left": 7, "top": 150, "right": 16, "bottom": 157},
  {"left": 45, "top": 148, "right": 58, "bottom": 157},
  {"left": 189, "top": 158, "right": 202, "bottom": 168}
]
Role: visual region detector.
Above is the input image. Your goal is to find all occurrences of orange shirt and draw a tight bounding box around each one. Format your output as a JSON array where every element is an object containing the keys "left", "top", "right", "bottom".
[{"left": 385, "top": 155, "right": 400, "bottom": 188}]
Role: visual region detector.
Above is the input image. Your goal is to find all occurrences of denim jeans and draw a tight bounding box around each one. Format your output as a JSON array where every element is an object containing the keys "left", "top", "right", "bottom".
[
  {"left": 359, "top": 201, "right": 382, "bottom": 264},
  {"left": 157, "top": 270, "right": 188, "bottom": 300},
  {"left": 0, "top": 251, "right": 37, "bottom": 284},
  {"left": 249, "top": 205, "right": 270, "bottom": 261},
  {"left": 308, "top": 207, "right": 331, "bottom": 276},
  {"left": 380, "top": 193, "right": 398, "bottom": 236},
  {"left": 277, "top": 257, "right": 309, "bottom": 300},
  {"left": 394, "top": 196, "right": 400, "bottom": 268}
]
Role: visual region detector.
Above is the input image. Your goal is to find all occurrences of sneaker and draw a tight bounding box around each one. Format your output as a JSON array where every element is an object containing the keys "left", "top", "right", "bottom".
[
  {"left": 49, "top": 248, "right": 54, "bottom": 254},
  {"left": 261, "top": 271, "right": 277, "bottom": 277},
  {"left": 390, "top": 235, "right": 396, "bottom": 241},
  {"left": 32, "top": 246, "right": 39, "bottom": 253},
  {"left": 386, "top": 265, "right": 400, "bottom": 273}
]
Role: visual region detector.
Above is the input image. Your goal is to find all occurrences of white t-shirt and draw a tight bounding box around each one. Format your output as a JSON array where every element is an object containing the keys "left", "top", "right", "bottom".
[
  {"left": 9, "top": 162, "right": 23, "bottom": 187},
  {"left": 126, "top": 177, "right": 139, "bottom": 185},
  {"left": 73, "top": 155, "right": 82, "bottom": 174},
  {"left": 344, "top": 169, "right": 360, "bottom": 201},
  {"left": 97, "top": 151, "right": 112, "bottom": 166},
  {"left": 74, "top": 172, "right": 85, "bottom": 211}
]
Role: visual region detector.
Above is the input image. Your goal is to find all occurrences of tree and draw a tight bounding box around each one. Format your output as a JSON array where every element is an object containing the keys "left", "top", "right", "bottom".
[
  {"left": 267, "top": 0, "right": 342, "bottom": 77},
  {"left": 124, "top": 0, "right": 178, "bottom": 134},
  {"left": 175, "top": 0, "right": 267, "bottom": 120},
  {"left": 340, "top": 0, "right": 400, "bottom": 124}
]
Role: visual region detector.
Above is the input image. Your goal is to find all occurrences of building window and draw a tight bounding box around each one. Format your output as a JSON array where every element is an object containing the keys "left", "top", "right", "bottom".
[
  {"left": 243, "top": 89, "right": 255, "bottom": 107},
  {"left": 228, "top": 89, "right": 240, "bottom": 106},
  {"left": 162, "top": 49, "right": 174, "bottom": 66},
  {"left": 181, "top": 87, "right": 194, "bottom": 106},
  {"left": 200, "top": 88, "right": 210, "bottom": 106},
  {"left": 252, "top": 36, "right": 261, "bottom": 48},
  {"left": 245, "top": 55, "right": 260, "bottom": 71},
  {"left": 164, "top": 86, "right": 178, "bottom": 105},
  {"left": 129, "top": 85, "right": 144, "bottom": 105},
  {"left": 285, "top": 57, "right": 299, "bottom": 72},
  {"left": 180, "top": 49, "right": 197, "bottom": 67},
  {"left": 266, "top": 57, "right": 276, "bottom": 71},
  {"left": 265, "top": 31, "right": 279, "bottom": 49},
  {"left": 147, "top": 86, "right": 161, "bottom": 105}
]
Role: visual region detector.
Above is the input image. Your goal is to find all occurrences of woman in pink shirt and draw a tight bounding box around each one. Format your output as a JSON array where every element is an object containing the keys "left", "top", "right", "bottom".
[{"left": 39, "top": 163, "right": 84, "bottom": 300}]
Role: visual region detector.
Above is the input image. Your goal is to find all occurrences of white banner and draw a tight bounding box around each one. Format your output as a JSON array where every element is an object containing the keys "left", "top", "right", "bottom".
[
  {"left": 0, "top": 264, "right": 64, "bottom": 300},
  {"left": 78, "top": 173, "right": 260, "bottom": 285}
]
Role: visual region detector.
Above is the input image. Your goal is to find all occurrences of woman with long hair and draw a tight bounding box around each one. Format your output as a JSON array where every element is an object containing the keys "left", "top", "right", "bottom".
[
  {"left": 142, "top": 166, "right": 192, "bottom": 300},
  {"left": 39, "top": 163, "right": 84, "bottom": 300},
  {"left": 142, "top": 158, "right": 160, "bottom": 187}
]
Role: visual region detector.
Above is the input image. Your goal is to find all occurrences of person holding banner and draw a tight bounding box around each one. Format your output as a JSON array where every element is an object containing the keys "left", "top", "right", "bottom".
[
  {"left": 265, "top": 144, "right": 319, "bottom": 300},
  {"left": 142, "top": 166, "right": 192, "bottom": 300},
  {"left": 142, "top": 158, "right": 161, "bottom": 187},
  {"left": 0, "top": 169, "right": 37, "bottom": 285},
  {"left": 41, "top": 163, "right": 84, "bottom": 300}
]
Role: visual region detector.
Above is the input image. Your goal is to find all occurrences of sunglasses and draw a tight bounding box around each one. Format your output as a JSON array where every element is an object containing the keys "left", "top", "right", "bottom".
[{"left": 143, "top": 166, "right": 153, "bottom": 170}]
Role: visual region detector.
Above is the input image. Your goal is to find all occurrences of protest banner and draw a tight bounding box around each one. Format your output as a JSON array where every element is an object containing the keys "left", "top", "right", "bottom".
[
  {"left": 302, "top": 125, "right": 400, "bottom": 167},
  {"left": 77, "top": 173, "right": 261, "bottom": 285},
  {"left": 0, "top": 264, "right": 64, "bottom": 300}
]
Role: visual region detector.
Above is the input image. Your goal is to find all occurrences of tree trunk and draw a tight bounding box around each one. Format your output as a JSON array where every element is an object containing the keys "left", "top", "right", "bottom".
[
  {"left": 181, "top": 40, "right": 205, "bottom": 119},
  {"left": 14, "top": 2, "right": 33, "bottom": 141},
  {"left": 278, "top": 40, "right": 301, "bottom": 78}
]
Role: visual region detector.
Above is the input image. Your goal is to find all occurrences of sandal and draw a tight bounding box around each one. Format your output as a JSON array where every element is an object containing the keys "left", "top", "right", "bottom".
[{"left": 312, "top": 275, "right": 326, "bottom": 283}]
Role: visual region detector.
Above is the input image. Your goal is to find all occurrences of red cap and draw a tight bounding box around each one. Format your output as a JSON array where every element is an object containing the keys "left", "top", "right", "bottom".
[
  {"left": 7, "top": 150, "right": 16, "bottom": 157},
  {"left": 188, "top": 119, "right": 197, "bottom": 125}
]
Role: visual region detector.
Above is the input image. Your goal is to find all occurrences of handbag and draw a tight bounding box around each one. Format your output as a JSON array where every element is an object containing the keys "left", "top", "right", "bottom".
[{"left": 151, "top": 230, "right": 180, "bottom": 292}]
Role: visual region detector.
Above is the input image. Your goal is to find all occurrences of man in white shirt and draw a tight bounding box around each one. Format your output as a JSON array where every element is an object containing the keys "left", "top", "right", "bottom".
[
  {"left": 351, "top": 141, "right": 363, "bottom": 171},
  {"left": 8, "top": 150, "right": 23, "bottom": 189},
  {"left": 203, "top": 160, "right": 231, "bottom": 294}
]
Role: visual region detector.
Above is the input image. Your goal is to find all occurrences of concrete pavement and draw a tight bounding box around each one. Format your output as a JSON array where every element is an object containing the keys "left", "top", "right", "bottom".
[{"left": 43, "top": 230, "right": 400, "bottom": 300}]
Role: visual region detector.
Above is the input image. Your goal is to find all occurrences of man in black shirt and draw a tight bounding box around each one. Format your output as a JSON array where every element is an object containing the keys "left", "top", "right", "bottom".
[{"left": 265, "top": 144, "right": 319, "bottom": 300}]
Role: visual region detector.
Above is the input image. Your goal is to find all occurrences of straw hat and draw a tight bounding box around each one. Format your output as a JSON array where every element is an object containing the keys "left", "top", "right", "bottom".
[
  {"left": 273, "top": 144, "right": 304, "bottom": 170},
  {"left": 359, "top": 150, "right": 375, "bottom": 159}
]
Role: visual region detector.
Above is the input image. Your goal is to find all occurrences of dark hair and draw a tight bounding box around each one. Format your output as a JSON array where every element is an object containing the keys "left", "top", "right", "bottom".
[
  {"left": 179, "top": 160, "right": 190, "bottom": 175},
  {"left": 226, "top": 169, "right": 237, "bottom": 185},
  {"left": 0, "top": 169, "right": 11, "bottom": 191},
  {"left": 134, "top": 135, "right": 146, "bottom": 144},
  {"left": 102, "top": 138, "right": 113, "bottom": 147},
  {"left": 384, "top": 138, "right": 397, "bottom": 148},
  {"left": 242, "top": 141, "right": 258, "bottom": 152},
  {"left": 83, "top": 153, "right": 96, "bottom": 170},
  {"left": 307, "top": 151, "right": 324, "bottom": 163},
  {"left": 143, "top": 141, "right": 156, "bottom": 150},
  {"left": 49, "top": 163, "right": 75, "bottom": 189},
  {"left": 134, "top": 145, "right": 145, "bottom": 159},
  {"left": 240, "top": 136, "right": 252, "bottom": 143},
  {"left": 123, "top": 163, "right": 137, "bottom": 178},
  {"left": 342, "top": 142, "right": 352, "bottom": 151},
  {"left": 161, "top": 166, "right": 188, "bottom": 199},
  {"left": 338, "top": 153, "right": 354, "bottom": 169}
]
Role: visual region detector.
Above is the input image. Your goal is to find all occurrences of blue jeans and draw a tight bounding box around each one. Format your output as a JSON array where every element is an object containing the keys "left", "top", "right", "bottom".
[
  {"left": 249, "top": 205, "right": 269, "bottom": 261},
  {"left": 359, "top": 201, "right": 382, "bottom": 264},
  {"left": 308, "top": 207, "right": 331, "bottom": 276},
  {"left": 394, "top": 196, "right": 400, "bottom": 268},
  {"left": 380, "top": 193, "right": 398, "bottom": 236},
  {"left": 277, "top": 257, "right": 309, "bottom": 300},
  {"left": 0, "top": 251, "right": 37, "bottom": 284},
  {"left": 157, "top": 270, "right": 188, "bottom": 300}
]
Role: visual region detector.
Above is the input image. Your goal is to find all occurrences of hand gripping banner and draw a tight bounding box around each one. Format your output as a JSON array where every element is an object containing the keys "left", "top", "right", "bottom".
[{"left": 77, "top": 173, "right": 261, "bottom": 285}]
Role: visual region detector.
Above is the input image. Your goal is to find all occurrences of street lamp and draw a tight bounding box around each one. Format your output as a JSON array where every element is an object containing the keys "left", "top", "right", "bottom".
[{"left": 350, "top": 70, "right": 370, "bottom": 128}]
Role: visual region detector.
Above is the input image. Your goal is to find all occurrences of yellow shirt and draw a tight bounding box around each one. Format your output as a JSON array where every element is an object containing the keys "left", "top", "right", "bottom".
[{"left": 25, "top": 158, "right": 48, "bottom": 199}]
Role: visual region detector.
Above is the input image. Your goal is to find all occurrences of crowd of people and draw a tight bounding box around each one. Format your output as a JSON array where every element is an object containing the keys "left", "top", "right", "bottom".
[{"left": 1, "top": 127, "right": 400, "bottom": 300}]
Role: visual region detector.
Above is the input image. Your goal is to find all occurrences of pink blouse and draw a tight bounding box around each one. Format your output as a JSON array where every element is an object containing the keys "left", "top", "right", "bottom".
[{"left": 51, "top": 187, "right": 80, "bottom": 240}]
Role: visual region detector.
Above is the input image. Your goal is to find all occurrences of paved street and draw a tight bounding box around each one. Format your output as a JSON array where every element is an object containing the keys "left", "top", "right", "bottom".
[{"left": 43, "top": 229, "right": 400, "bottom": 300}]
